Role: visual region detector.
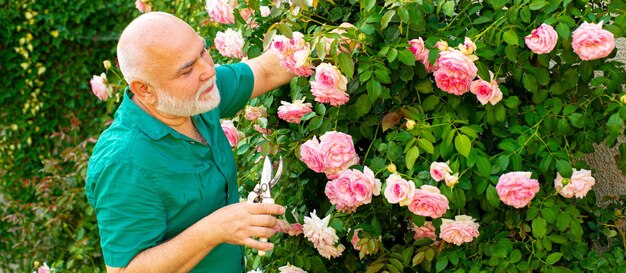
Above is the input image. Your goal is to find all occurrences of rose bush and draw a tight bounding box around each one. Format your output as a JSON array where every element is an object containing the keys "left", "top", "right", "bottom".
[{"left": 88, "top": 0, "right": 626, "bottom": 272}]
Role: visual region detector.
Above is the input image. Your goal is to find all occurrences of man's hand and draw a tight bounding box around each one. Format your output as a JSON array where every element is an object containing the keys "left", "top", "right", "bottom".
[{"left": 202, "top": 202, "right": 285, "bottom": 251}]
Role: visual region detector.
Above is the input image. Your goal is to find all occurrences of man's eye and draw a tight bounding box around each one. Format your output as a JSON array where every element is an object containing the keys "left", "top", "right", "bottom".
[{"left": 182, "top": 70, "right": 192, "bottom": 75}]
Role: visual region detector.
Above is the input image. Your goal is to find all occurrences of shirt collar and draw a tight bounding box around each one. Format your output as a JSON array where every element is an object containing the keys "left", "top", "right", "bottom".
[{"left": 119, "top": 87, "right": 172, "bottom": 140}]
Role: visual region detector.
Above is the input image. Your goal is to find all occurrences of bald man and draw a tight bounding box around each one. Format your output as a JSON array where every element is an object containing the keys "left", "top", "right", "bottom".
[{"left": 86, "top": 12, "right": 294, "bottom": 272}]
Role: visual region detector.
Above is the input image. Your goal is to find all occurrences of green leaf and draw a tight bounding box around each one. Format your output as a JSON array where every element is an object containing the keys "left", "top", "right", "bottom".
[
  {"left": 555, "top": 22, "right": 571, "bottom": 39},
  {"left": 503, "top": 30, "right": 519, "bottom": 45},
  {"left": 398, "top": 49, "right": 416, "bottom": 66},
  {"left": 387, "top": 48, "right": 398, "bottom": 63},
  {"left": 367, "top": 80, "right": 382, "bottom": 102},
  {"left": 362, "top": 0, "right": 376, "bottom": 12},
  {"left": 381, "top": 10, "right": 396, "bottom": 29},
  {"left": 608, "top": 113, "right": 623, "bottom": 136},
  {"left": 532, "top": 217, "right": 547, "bottom": 238},
  {"left": 546, "top": 253, "right": 563, "bottom": 265},
  {"left": 520, "top": 7, "right": 531, "bottom": 23},
  {"left": 570, "top": 219, "right": 583, "bottom": 240},
  {"left": 442, "top": 1, "right": 455, "bottom": 17},
  {"left": 486, "top": 185, "right": 500, "bottom": 208},
  {"left": 454, "top": 134, "right": 472, "bottom": 158},
  {"left": 276, "top": 22, "right": 293, "bottom": 37},
  {"left": 417, "top": 139, "right": 435, "bottom": 154},
  {"left": 556, "top": 159, "right": 572, "bottom": 178},
  {"left": 568, "top": 113, "right": 584, "bottom": 128},
  {"left": 436, "top": 256, "right": 449, "bottom": 272},
  {"left": 556, "top": 213, "right": 569, "bottom": 231},
  {"left": 510, "top": 249, "right": 522, "bottom": 263},
  {"left": 405, "top": 146, "right": 420, "bottom": 171},
  {"left": 353, "top": 94, "right": 372, "bottom": 118},
  {"left": 415, "top": 80, "right": 434, "bottom": 94},
  {"left": 338, "top": 53, "right": 355, "bottom": 78},
  {"left": 529, "top": 0, "right": 548, "bottom": 10},
  {"left": 422, "top": 95, "right": 440, "bottom": 112},
  {"left": 476, "top": 155, "right": 491, "bottom": 177},
  {"left": 523, "top": 73, "right": 538, "bottom": 92}
]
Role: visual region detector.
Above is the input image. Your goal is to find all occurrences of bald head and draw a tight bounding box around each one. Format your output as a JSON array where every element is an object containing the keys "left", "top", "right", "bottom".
[{"left": 117, "top": 12, "right": 197, "bottom": 85}]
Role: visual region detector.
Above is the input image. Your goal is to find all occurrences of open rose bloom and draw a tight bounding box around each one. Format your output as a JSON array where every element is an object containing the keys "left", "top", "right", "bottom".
[
  {"left": 408, "top": 185, "right": 449, "bottom": 218},
  {"left": 325, "top": 166, "right": 381, "bottom": 213},
  {"left": 439, "top": 215, "right": 480, "bottom": 245},
  {"left": 310, "top": 63, "right": 350, "bottom": 106},
  {"left": 214, "top": 29, "right": 245, "bottom": 59},
  {"left": 572, "top": 21, "right": 615, "bottom": 60},
  {"left": 277, "top": 99, "right": 313, "bottom": 123},
  {"left": 433, "top": 50, "right": 478, "bottom": 95},
  {"left": 496, "top": 171, "right": 540, "bottom": 208},
  {"left": 244, "top": 105, "right": 267, "bottom": 121},
  {"left": 303, "top": 211, "right": 345, "bottom": 259},
  {"left": 299, "top": 131, "right": 359, "bottom": 179},
  {"left": 524, "top": 24, "right": 558, "bottom": 54},
  {"left": 205, "top": 0, "right": 235, "bottom": 24},
  {"left": 271, "top": 32, "right": 315, "bottom": 76},
  {"left": 383, "top": 173, "right": 415, "bottom": 206},
  {"left": 470, "top": 71, "right": 503, "bottom": 105},
  {"left": 554, "top": 169, "right": 596, "bottom": 198}
]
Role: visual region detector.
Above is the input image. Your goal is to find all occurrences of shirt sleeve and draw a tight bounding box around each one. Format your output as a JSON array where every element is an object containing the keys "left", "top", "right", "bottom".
[
  {"left": 87, "top": 162, "right": 166, "bottom": 268},
  {"left": 215, "top": 63, "right": 254, "bottom": 118}
]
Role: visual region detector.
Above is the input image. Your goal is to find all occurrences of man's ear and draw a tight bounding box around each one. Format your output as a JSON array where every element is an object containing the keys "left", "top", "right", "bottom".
[{"left": 129, "top": 80, "right": 157, "bottom": 105}]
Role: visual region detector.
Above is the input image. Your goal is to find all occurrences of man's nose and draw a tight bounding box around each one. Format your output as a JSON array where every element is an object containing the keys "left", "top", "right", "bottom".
[{"left": 199, "top": 55, "right": 215, "bottom": 81}]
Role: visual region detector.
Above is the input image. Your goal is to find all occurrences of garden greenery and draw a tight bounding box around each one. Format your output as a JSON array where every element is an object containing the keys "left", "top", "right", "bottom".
[
  {"left": 5, "top": 0, "right": 626, "bottom": 272},
  {"left": 103, "top": 0, "right": 626, "bottom": 272}
]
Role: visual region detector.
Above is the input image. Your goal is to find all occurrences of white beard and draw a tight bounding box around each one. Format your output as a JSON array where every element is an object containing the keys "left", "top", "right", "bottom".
[{"left": 155, "top": 78, "right": 221, "bottom": 117}]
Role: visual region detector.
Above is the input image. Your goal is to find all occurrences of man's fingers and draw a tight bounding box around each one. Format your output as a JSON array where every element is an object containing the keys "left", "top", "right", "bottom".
[
  {"left": 248, "top": 203, "right": 285, "bottom": 215},
  {"left": 243, "top": 237, "right": 274, "bottom": 251},
  {"left": 247, "top": 226, "right": 277, "bottom": 239},
  {"left": 248, "top": 215, "right": 278, "bottom": 228}
]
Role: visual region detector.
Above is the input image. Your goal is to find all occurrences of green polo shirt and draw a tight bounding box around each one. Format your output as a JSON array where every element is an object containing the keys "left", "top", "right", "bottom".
[{"left": 86, "top": 63, "right": 254, "bottom": 272}]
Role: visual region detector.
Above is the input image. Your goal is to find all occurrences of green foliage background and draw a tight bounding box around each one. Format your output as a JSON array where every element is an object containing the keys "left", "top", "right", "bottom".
[{"left": 0, "top": 0, "right": 134, "bottom": 271}]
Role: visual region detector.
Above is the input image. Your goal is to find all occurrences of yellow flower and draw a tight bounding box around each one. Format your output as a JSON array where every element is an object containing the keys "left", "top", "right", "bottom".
[{"left": 387, "top": 163, "right": 397, "bottom": 173}]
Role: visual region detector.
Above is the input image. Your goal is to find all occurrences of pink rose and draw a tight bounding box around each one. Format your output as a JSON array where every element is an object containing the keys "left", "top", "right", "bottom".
[
  {"left": 316, "top": 243, "right": 345, "bottom": 259},
  {"left": 206, "top": 0, "right": 235, "bottom": 24},
  {"left": 311, "top": 63, "right": 350, "bottom": 106},
  {"left": 496, "top": 171, "right": 540, "bottom": 208},
  {"left": 524, "top": 24, "right": 558, "bottom": 54},
  {"left": 319, "top": 131, "right": 359, "bottom": 178},
  {"left": 38, "top": 263, "right": 51, "bottom": 273},
  {"left": 435, "top": 41, "right": 449, "bottom": 51},
  {"left": 325, "top": 166, "right": 380, "bottom": 213},
  {"left": 271, "top": 32, "right": 316, "bottom": 76},
  {"left": 408, "top": 37, "right": 436, "bottom": 72},
  {"left": 383, "top": 173, "right": 415, "bottom": 206},
  {"left": 300, "top": 136, "right": 324, "bottom": 172},
  {"left": 220, "top": 120, "right": 244, "bottom": 147},
  {"left": 278, "top": 265, "right": 307, "bottom": 273},
  {"left": 278, "top": 99, "right": 313, "bottom": 123},
  {"left": 244, "top": 105, "right": 267, "bottom": 121},
  {"left": 572, "top": 21, "right": 615, "bottom": 60},
  {"left": 408, "top": 185, "right": 449, "bottom": 218},
  {"left": 239, "top": 8, "right": 258, "bottom": 28},
  {"left": 458, "top": 37, "right": 477, "bottom": 56},
  {"left": 433, "top": 50, "right": 478, "bottom": 95},
  {"left": 554, "top": 169, "right": 596, "bottom": 198},
  {"left": 351, "top": 229, "right": 363, "bottom": 250},
  {"left": 412, "top": 222, "right": 437, "bottom": 241},
  {"left": 430, "top": 162, "right": 452, "bottom": 182},
  {"left": 470, "top": 71, "right": 503, "bottom": 105},
  {"left": 135, "top": 0, "right": 151, "bottom": 13},
  {"left": 214, "top": 29, "right": 245, "bottom": 59},
  {"left": 303, "top": 210, "right": 344, "bottom": 259},
  {"left": 90, "top": 73, "right": 109, "bottom": 101},
  {"left": 439, "top": 215, "right": 480, "bottom": 246},
  {"left": 260, "top": 6, "right": 271, "bottom": 17},
  {"left": 253, "top": 124, "right": 271, "bottom": 135}
]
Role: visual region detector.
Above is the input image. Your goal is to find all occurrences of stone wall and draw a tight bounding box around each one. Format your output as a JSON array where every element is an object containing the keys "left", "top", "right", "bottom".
[{"left": 583, "top": 37, "right": 626, "bottom": 202}]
